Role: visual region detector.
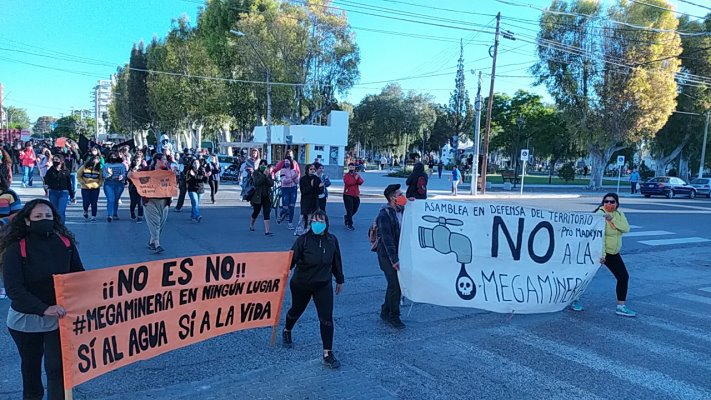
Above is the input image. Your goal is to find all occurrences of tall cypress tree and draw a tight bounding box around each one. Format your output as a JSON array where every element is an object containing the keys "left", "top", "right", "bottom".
[
  {"left": 448, "top": 39, "right": 472, "bottom": 148},
  {"left": 128, "top": 42, "right": 151, "bottom": 133}
]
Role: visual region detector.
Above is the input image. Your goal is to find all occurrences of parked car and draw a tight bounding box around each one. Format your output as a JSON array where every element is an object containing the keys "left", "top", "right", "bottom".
[
  {"left": 690, "top": 178, "right": 711, "bottom": 198},
  {"left": 221, "top": 164, "right": 240, "bottom": 182},
  {"left": 640, "top": 176, "right": 697, "bottom": 199},
  {"left": 217, "top": 155, "right": 237, "bottom": 170}
]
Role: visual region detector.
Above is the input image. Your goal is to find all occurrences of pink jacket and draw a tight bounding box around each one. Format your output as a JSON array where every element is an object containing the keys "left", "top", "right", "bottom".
[
  {"left": 20, "top": 149, "right": 36, "bottom": 167},
  {"left": 279, "top": 168, "right": 300, "bottom": 188}
]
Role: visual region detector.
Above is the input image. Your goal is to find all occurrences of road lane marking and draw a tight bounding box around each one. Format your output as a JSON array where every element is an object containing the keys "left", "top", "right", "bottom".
[
  {"left": 638, "top": 316, "right": 711, "bottom": 345},
  {"left": 638, "top": 237, "right": 711, "bottom": 246},
  {"left": 629, "top": 225, "right": 642, "bottom": 229},
  {"left": 670, "top": 293, "right": 711, "bottom": 306},
  {"left": 699, "top": 287, "right": 711, "bottom": 294},
  {"left": 500, "top": 328, "right": 711, "bottom": 400},
  {"left": 624, "top": 230, "right": 673, "bottom": 237}
]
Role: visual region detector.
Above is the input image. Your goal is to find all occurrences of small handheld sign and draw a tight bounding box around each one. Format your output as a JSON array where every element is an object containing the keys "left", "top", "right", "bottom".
[{"left": 520, "top": 149, "right": 529, "bottom": 195}]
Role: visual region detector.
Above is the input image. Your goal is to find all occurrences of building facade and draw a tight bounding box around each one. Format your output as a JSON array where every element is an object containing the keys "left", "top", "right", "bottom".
[{"left": 92, "top": 78, "right": 113, "bottom": 139}]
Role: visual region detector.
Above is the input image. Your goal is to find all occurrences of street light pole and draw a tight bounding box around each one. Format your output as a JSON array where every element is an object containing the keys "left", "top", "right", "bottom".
[
  {"left": 231, "top": 29, "right": 272, "bottom": 163},
  {"left": 471, "top": 70, "right": 483, "bottom": 196},
  {"left": 698, "top": 110, "right": 710, "bottom": 179}
]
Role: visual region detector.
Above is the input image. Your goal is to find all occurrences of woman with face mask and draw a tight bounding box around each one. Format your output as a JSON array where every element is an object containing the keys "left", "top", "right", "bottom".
[
  {"left": 277, "top": 156, "right": 300, "bottom": 229},
  {"left": 1, "top": 199, "right": 84, "bottom": 400},
  {"left": 37, "top": 148, "right": 52, "bottom": 196},
  {"left": 142, "top": 154, "right": 172, "bottom": 253},
  {"left": 298, "top": 164, "right": 322, "bottom": 233},
  {"left": 249, "top": 160, "right": 274, "bottom": 235},
  {"left": 570, "top": 193, "right": 636, "bottom": 317},
  {"left": 128, "top": 151, "right": 148, "bottom": 223},
  {"left": 77, "top": 156, "right": 104, "bottom": 222},
  {"left": 42, "top": 154, "right": 74, "bottom": 223},
  {"left": 282, "top": 210, "right": 344, "bottom": 369},
  {"left": 102, "top": 151, "right": 127, "bottom": 222},
  {"left": 342, "top": 163, "right": 364, "bottom": 231},
  {"left": 185, "top": 158, "right": 208, "bottom": 222},
  {"left": 206, "top": 155, "right": 221, "bottom": 204}
]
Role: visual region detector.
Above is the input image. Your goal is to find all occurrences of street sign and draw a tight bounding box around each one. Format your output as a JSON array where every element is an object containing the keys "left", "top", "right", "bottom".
[
  {"left": 617, "top": 155, "right": 625, "bottom": 167},
  {"left": 285, "top": 135, "right": 293, "bottom": 145},
  {"left": 520, "top": 149, "right": 529, "bottom": 161}
]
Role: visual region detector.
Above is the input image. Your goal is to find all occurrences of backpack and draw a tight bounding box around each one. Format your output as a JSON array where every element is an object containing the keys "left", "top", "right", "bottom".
[
  {"left": 20, "top": 235, "right": 71, "bottom": 260},
  {"left": 368, "top": 208, "right": 395, "bottom": 252},
  {"left": 417, "top": 176, "right": 427, "bottom": 196}
]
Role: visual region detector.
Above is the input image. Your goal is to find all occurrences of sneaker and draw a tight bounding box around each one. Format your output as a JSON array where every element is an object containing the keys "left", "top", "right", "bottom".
[
  {"left": 615, "top": 305, "right": 637, "bottom": 318},
  {"left": 287, "top": 223, "right": 294, "bottom": 230},
  {"left": 282, "top": 330, "right": 293, "bottom": 348},
  {"left": 113, "top": 215, "right": 120, "bottom": 220},
  {"left": 379, "top": 306, "right": 388, "bottom": 321},
  {"left": 148, "top": 242, "right": 156, "bottom": 251},
  {"left": 174, "top": 208, "right": 182, "bottom": 213},
  {"left": 570, "top": 300, "right": 584, "bottom": 312},
  {"left": 154, "top": 245, "right": 165, "bottom": 254},
  {"left": 249, "top": 225, "right": 255, "bottom": 231},
  {"left": 277, "top": 214, "right": 285, "bottom": 224},
  {"left": 91, "top": 217, "right": 97, "bottom": 223},
  {"left": 389, "top": 317, "right": 406, "bottom": 329},
  {"left": 346, "top": 225, "right": 355, "bottom": 231},
  {"left": 137, "top": 217, "right": 143, "bottom": 224},
  {"left": 131, "top": 217, "right": 137, "bottom": 223},
  {"left": 107, "top": 217, "right": 112, "bottom": 223},
  {"left": 322, "top": 351, "right": 341, "bottom": 369},
  {"left": 0, "top": 287, "right": 6, "bottom": 299},
  {"left": 21, "top": 183, "right": 26, "bottom": 188},
  {"left": 265, "top": 232, "right": 274, "bottom": 237},
  {"left": 83, "top": 213, "right": 89, "bottom": 221},
  {"left": 197, "top": 216, "right": 202, "bottom": 223}
]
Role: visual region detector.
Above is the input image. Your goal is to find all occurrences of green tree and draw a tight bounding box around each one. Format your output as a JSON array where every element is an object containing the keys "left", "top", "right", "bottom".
[
  {"left": 4, "top": 106, "right": 31, "bottom": 129},
  {"left": 33, "top": 116, "right": 56, "bottom": 136},
  {"left": 448, "top": 41, "right": 473, "bottom": 144},
  {"left": 128, "top": 42, "right": 152, "bottom": 145},
  {"left": 533, "top": 0, "right": 682, "bottom": 189}
]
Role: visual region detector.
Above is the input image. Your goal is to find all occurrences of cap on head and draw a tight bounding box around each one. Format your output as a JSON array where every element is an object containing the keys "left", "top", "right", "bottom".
[{"left": 384, "top": 184, "right": 401, "bottom": 200}]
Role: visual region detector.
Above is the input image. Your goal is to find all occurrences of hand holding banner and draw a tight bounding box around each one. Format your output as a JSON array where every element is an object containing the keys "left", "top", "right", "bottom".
[
  {"left": 54, "top": 251, "right": 292, "bottom": 389},
  {"left": 128, "top": 170, "right": 178, "bottom": 198},
  {"left": 399, "top": 201, "right": 605, "bottom": 313}
]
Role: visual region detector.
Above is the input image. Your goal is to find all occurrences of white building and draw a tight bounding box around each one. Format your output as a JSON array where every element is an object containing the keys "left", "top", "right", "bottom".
[
  {"left": 92, "top": 78, "right": 113, "bottom": 139},
  {"left": 252, "top": 111, "right": 348, "bottom": 177}
]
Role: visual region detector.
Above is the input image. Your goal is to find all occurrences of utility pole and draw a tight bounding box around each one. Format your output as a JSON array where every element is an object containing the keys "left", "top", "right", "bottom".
[
  {"left": 481, "top": 12, "right": 502, "bottom": 194},
  {"left": 471, "top": 70, "right": 483, "bottom": 196},
  {"left": 265, "top": 68, "right": 272, "bottom": 163},
  {"left": 699, "top": 110, "right": 710, "bottom": 179}
]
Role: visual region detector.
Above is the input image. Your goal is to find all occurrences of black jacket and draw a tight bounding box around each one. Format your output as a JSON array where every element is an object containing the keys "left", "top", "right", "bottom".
[
  {"left": 250, "top": 170, "right": 273, "bottom": 205},
  {"left": 186, "top": 168, "right": 208, "bottom": 193},
  {"left": 44, "top": 167, "right": 75, "bottom": 199},
  {"left": 291, "top": 231, "right": 344, "bottom": 285},
  {"left": 3, "top": 233, "right": 84, "bottom": 315},
  {"left": 376, "top": 206, "right": 401, "bottom": 264},
  {"left": 299, "top": 174, "right": 321, "bottom": 214},
  {"left": 406, "top": 163, "right": 428, "bottom": 199}
]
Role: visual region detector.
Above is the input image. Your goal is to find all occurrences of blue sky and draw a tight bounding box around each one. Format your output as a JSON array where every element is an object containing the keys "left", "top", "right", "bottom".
[{"left": 0, "top": 0, "right": 708, "bottom": 122}]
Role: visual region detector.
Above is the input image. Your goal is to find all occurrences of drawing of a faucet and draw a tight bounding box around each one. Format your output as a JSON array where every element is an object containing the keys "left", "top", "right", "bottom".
[{"left": 418, "top": 216, "right": 472, "bottom": 264}]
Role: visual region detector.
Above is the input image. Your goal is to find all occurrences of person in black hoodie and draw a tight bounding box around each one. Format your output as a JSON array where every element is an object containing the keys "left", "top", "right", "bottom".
[
  {"left": 186, "top": 157, "right": 208, "bottom": 223},
  {"left": 405, "top": 161, "right": 428, "bottom": 200},
  {"left": 299, "top": 164, "right": 322, "bottom": 230},
  {"left": 282, "top": 210, "right": 344, "bottom": 369},
  {"left": 2, "top": 199, "right": 84, "bottom": 400},
  {"left": 43, "top": 154, "right": 75, "bottom": 223},
  {"left": 249, "top": 160, "right": 274, "bottom": 236},
  {"left": 127, "top": 151, "right": 148, "bottom": 223}
]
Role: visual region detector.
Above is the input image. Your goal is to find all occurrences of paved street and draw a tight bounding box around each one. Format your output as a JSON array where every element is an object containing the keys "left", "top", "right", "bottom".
[{"left": 2, "top": 176, "right": 711, "bottom": 400}]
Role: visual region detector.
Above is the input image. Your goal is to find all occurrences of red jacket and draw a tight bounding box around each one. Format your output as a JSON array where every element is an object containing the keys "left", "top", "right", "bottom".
[
  {"left": 20, "top": 149, "right": 36, "bottom": 167},
  {"left": 343, "top": 172, "right": 364, "bottom": 197}
]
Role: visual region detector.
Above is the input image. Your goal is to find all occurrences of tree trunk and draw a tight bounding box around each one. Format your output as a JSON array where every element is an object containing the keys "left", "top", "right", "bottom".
[
  {"left": 192, "top": 122, "right": 204, "bottom": 150},
  {"left": 653, "top": 136, "right": 689, "bottom": 177},
  {"left": 588, "top": 147, "right": 606, "bottom": 190},
  {"left": 221, "top": 122, "right": 232, "bottom": 156}
]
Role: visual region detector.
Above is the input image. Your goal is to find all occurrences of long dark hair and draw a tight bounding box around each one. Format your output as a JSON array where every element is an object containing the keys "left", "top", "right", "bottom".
[
  {"left": 0, "top": 199, "right": 77, "bottom": 271},
  {"left": 84, "top": 155, "right": 102, "bottom": 170},
  {"left": 51, "top": 153, "right": 66, "bottom": 171},
  {"left": 594, "top": 192, "right": 620, "bottom": 212},
  {"left": 308, "top": 209, "right": 330, "bottom": 235}
]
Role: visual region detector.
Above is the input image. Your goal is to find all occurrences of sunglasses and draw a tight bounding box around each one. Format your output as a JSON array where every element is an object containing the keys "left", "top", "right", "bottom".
[{"left": 603, "top": 200, "right": 616, "bottom": 204}]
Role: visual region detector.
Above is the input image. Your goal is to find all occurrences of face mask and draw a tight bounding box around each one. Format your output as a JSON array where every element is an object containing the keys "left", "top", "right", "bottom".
[
  {"left": 28, "top": 219, "right": 54, "bottom": 236},
  {"left": 53, "top": 161, "right": 61, "bottom": 168},
  {"left": 284, "top": 162, "right": 291, "bottom": 168},
  {"left": 603, "top": 204, "right": 616, "bottom": 212},
  {"left": 259, "top": 165, "right": 267, "bottom": 172},
  {"left": 395, "top": 195, "right": 407, "bottom": 207},
  {"left": 311, "top": 221, "right": 327, "bottom": 235}
]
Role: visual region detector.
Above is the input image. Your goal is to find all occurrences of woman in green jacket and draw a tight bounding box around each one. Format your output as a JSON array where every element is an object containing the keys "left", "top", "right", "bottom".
[
  {"left": 571, "top": 193, "right": 636, "bottom": 317},
  {"left": 249, "top": 160, "right": 274, "bottom": 236}
]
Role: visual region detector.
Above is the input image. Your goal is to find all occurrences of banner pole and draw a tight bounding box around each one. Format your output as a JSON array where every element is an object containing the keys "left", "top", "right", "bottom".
[
  {"left": 271, "top": 251, "right": 293, "bottom": 347},
  {"left": 65, "top": 389, "right": 74, "bottom": 400}
]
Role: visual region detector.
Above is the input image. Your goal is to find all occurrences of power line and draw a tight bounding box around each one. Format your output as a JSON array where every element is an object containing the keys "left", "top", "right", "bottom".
[
  {"left": 678, "top": 0, "right": 711, "bottom": 11},
  {"left": 631, "top": 0, "right": 707, "bottom": 20}
]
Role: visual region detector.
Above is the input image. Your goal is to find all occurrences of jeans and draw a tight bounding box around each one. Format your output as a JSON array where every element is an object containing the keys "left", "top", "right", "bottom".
[
  {"left": 343, "top": 195, "right": 360, "bottom": 227},
  {"left": 81, "top": 188, "right": 100, "bottom": 217},
  {"left": 48, "top": 189, "right": 69, "bottom": 223},
  {"left": 285, "top": 280, "right": 334, "bottom": 350},
  {"left": 280, "top": 186, "right": 297, "bottom": 223},
  {"left": 129, "top": 185, "right": 144, "bottom": 219},
  {"left": 630, "top": 181, "right": 638, "bottom": 194},
  {"left": 104, "top": 180, "right": 124, "bottom": 217},
  {"left": 22, "top": 166, "right": 34, "bottom": 186},
  {"left": 188, "top": 191, "right": 202, "bottom": 219},
  {"left": 70, "top": 172, "right": 77, "bottom": 192},
  {"left": 8, "top": 328, "right": 64, "bottom": 400},
  {"left": 378, "top": 252, "right": 401, "bottom": 319}
]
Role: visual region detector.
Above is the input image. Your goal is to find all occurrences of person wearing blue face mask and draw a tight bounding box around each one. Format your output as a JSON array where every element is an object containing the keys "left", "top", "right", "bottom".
[{"left": 282, "top": 210, "right": 344, "bottom": 369}]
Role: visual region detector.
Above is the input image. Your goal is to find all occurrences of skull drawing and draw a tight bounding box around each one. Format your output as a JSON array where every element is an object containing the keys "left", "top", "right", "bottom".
[{"left": 457, "top": 276, "right": 474, "bottom": 297}]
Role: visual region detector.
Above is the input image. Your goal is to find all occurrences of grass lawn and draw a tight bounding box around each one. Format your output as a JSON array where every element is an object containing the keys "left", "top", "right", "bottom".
[{"left": 483, "top": 174, "right": 620, "bottom": 185}]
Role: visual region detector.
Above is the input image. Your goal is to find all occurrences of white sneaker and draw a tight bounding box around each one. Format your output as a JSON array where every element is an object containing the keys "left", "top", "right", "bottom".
[{"left": 0, "top": 287, "right": 7, "bottom": 299}]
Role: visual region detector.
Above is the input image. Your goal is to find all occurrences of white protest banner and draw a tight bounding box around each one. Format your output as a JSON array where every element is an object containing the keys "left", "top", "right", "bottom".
[{"left": 399, "top": 200, "right": 605, "bottom": 313}]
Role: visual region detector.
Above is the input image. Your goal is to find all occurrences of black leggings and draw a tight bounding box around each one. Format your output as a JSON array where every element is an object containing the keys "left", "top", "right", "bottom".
[
  {"left": 285, "top": 279, "right": 334, "bottom": 350},
  {"left": 9, "top": 328, "right": 64, "bottom": 400},
  {"left": 209, "top": 180, "right": 219, "bottom": 202},
  {"left": 129, "top": 185, "right": 144, "bottom": 218},
  {"left": 251, "top": 201, "right": 271, "bottom": 220},
  {"left": 604, "top": 253, "right": 629, "bottom": 302}
]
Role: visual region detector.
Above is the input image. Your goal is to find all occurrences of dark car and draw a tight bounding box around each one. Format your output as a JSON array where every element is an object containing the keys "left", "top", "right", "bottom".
[
  {"left": 221, "top": 164, "right": 240, "bottom": 182},
  {"left": 690, "top": 178, "right": 711, "bottom": 198},
  {"left": 641, "top": 176, "right": 696, "bottom": 199}
]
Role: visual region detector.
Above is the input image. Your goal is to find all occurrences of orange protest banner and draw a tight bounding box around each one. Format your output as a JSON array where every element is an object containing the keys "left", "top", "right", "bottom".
[
  {"left": 55, "top": 137, "right": 68, "bottom": 148},
  {"left": 53, "top": 251, "right": 292, "bottom": 389},
  {"left": 127, "top": 170, "right": 178, "bottom": 198}
]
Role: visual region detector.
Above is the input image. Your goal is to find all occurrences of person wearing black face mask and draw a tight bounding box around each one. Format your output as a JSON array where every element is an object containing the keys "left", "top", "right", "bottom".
[
  {"left": 1, "top": 199, "right": 84, "bottom": 400},
  {"left": 102, "top": 151, "right": 127, "bottom": 222},
  {"left": 43, "top": 154, "right": 74, "bottom": 223}
]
